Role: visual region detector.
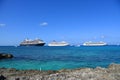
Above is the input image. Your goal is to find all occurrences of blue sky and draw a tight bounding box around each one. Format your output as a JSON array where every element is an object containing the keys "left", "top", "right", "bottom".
[{"left": 0, "top": 0, "right": 120, "bottom": 45}]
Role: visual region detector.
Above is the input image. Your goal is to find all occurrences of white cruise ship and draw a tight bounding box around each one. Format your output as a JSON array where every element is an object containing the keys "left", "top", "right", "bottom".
[
  {"left": 83, "top": 41, "right": 107, "bottom": 46},
  {"left": 48, "top": 41, "right": 69, "bottom": 46}
]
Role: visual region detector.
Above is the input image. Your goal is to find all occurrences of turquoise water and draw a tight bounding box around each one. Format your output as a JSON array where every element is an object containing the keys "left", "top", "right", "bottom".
[{"left": 0, "top": 46, "right": 120, "bottom": 70}]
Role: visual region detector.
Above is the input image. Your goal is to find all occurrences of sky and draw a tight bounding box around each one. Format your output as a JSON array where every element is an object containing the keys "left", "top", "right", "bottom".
[{"left": 0, "top": 0, "right": 120, "bottom": 45}]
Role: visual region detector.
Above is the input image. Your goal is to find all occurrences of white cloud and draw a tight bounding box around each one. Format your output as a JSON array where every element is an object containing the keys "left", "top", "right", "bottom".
[
  {"left": 40, "top": 22, "right": 48, "bottom": 26},
  {"left": 0, "top": 24, "right": 6, "bottom": 27}
]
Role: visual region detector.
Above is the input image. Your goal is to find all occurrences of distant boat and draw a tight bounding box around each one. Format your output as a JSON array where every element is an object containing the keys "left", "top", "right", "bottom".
[
  {"left": 20, "top": 38, "right": 45, "bottom": 46},
  {"left": 83, "top": 41, "right": 107, "bottom": 46},
  {"left": 75, "top": 44, "right": 81, "bottom": 47},
  {"left": 14, "top": 45, "right": 18, "bottom": 47},
  {"left": 48, "top": 41, "right": 69, "bottom": 46}
]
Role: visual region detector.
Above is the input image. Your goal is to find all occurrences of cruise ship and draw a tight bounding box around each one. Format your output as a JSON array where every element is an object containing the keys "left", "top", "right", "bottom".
[
  {"left": 83, "top": 41, "right": 107, "bottom": 46},
  {"left": 20, "top": 38, "right": 45, "bottom": 46},
  {"left": 48, "top": 41, "right": 69, "bottom": 46}
]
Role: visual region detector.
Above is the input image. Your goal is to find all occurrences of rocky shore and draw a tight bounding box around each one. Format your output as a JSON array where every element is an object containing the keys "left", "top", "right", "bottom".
[{"left": 0, "top": 63, "right": 120, "bottom": 80}]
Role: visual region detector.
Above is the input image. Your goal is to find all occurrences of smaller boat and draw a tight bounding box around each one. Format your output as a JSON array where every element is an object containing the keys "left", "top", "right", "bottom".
[
  {"left": 75, "top": 44, "right": 81, "bottom": 47},
  {"left": 83, "top": 41, "right": 107, "bottom": 46},
  {"left": 48, "top": 40, "right": 69, "bottom": 46}
]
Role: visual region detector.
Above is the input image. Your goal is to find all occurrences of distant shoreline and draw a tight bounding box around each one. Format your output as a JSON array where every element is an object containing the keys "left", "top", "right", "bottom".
[{"left": 0, "top": 45, "right": 120, "bottom": 47}]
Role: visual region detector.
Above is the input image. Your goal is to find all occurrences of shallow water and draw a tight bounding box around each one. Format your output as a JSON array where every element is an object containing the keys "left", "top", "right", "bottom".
[{"left": 0, "top": 46, "right": 120, "bottom": 70}]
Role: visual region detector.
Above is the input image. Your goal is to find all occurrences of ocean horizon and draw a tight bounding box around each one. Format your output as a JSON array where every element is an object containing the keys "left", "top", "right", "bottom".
[{"left": 0, "top": 45, "right": 120, "bottom": 70}]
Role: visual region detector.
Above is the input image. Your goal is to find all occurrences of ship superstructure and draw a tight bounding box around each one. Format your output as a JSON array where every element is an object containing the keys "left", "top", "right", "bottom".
[
  {"left": 48, "top": 41, "right": 69, "bottom": 46},
  {"left": 83, "top": 41, "right": 107, "bottom": 46}
]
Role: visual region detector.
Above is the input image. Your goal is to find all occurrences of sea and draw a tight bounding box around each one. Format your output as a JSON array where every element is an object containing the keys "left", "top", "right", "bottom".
[{"left": 0, "top": 46, "right": 120, "bottom": 70}]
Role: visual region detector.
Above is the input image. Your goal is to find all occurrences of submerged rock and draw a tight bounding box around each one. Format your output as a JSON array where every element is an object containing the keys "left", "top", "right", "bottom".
[{"left": 0, "top": 53, "right": 13, "bottom": 59}]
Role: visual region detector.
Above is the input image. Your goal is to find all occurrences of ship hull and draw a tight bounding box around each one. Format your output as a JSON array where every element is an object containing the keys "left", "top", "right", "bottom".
[
  {"left": 83, "top": 44, "right": 106, "bottom": 46},
  {"left": 83, "top": 42, "right": 107, "bottom": 46},
  {"left": 20, "top": 43, "right": 45, "bottom": 46},
  {"left": 48, "top": 44, "right": 69, "bottom": 46}
]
